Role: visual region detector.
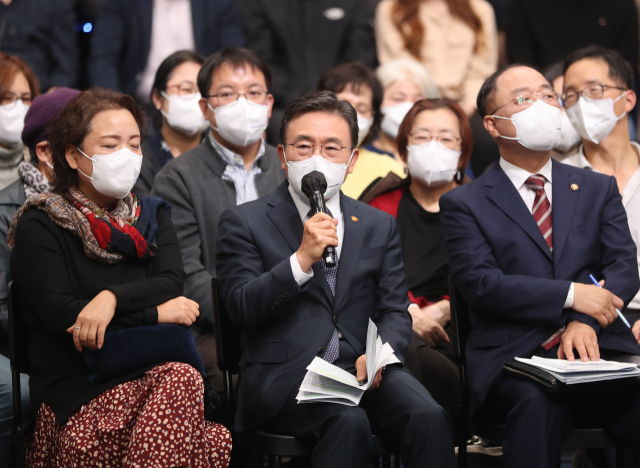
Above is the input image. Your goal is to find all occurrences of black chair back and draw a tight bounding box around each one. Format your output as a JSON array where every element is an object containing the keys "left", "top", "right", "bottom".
[{"left": 211, "top": 277, "right": 242, "bottom": 417}]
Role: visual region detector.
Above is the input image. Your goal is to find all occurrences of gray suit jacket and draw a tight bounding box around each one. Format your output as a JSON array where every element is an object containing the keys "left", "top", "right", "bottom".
[{"left": 151, "top": 137, "right": 286, "bottom": 335}]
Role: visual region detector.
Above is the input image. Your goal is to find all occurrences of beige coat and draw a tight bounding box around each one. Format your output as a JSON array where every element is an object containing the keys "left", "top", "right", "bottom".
[{"left": 375, "top": 0, "right": 498, "bottom": 111}]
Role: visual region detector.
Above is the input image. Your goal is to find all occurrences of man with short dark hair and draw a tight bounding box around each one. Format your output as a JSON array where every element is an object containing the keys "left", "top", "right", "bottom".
[
  {"left": 216, "top": 90, "right": 457, "bottom": 467},
  {"left": 561, "top": 46, "right": 640, "bottom": 341},
  {"left": 442, "top": 64, "right": 640, "bottom": 468},
  {"left": 152, "top": 47, "right": 285, "bottom": 391}
]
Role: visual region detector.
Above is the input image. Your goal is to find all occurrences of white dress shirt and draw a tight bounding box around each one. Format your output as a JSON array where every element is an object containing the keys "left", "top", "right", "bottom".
[
  {"left": 136, "top": 0, "right": 196, "bottom": 102},
  {"left": 288, "top": 184, "right": 344, "bottom": 286},
  {"left": 499, "top": 156, "right": 574, "bottom": 308}
]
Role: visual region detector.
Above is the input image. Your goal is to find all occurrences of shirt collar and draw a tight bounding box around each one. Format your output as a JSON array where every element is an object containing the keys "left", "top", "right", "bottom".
[
  {"left": 208, "top": 131, "right": 265, "bottom": 168},
  {"left": 287, "top": 182, "right": 342, "bottom": 223},
  {"left": 499, "top": 156, "right": 553, "bottom": 191}
]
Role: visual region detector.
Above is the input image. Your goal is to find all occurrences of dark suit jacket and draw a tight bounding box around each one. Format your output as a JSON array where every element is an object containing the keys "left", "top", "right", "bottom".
[
  {"left": 0, "top": 0, "right": 78, "bottom": 91},
  {"left": 216, "top": 181, "right": 412, "bottom": 431},
  {"left": 238, "top": 0, "right": 377, "bottom": 107},
  {"left": 440, "top": 160, "right": 640, "bottom": 415},
  {"left": 151, "top": 138, "right": 285, "bottom": 336},
  {"left": 88, "top": 0, "right": 244, "bottom": 97}
]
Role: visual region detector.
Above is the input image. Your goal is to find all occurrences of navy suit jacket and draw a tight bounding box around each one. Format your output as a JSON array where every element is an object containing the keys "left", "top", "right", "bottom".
[
  {"left": 216, "top": 181, "right": 412, "bottom": 431},
  {"left": 440, "top": 160, "right": 640, "bottom": 415},
  {"left": 88, "top": 0, "right": 244, "bottom": 97}
]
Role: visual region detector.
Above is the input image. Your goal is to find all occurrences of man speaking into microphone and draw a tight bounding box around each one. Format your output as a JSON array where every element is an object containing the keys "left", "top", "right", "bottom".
[{"left": 216, "top": 90, "right": 456, "bottom": 467}]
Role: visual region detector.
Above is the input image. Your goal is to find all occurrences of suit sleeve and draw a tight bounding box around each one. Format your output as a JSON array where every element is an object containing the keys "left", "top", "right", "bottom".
[
  {"left": 440, "top": 192, "right": 571, "bottom": 327},
  {"left": 216, "top": 0, "right": 245, "bottom": 48},
  {"left": 216, "top": 208, "right": 306, "bottom": 331},
  {"left": 151, "top": 167, "right": 214, "bottom": 331},
  {"left": 45, "top": 0, "right": 79, "bottom": 88},
  {"left": 372, "top": 214, "right": 412, "bottom": 363},
  {"left": 88, "top": 0, "right": 126, "bottom": 91},
  {"left": 340, "top": 1, "right": 377, "bottom": 67},
  {"left": 237, "top": 0, "right": 289, "bottom": 104}
]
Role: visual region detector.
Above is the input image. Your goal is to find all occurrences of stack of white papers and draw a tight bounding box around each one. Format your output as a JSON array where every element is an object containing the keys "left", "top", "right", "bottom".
[
  {"left": 296, "top": 319, "right": 400, "bottom": 405},
  {"left": 515, "top": 356, "right": 640, "bottom": 384}
]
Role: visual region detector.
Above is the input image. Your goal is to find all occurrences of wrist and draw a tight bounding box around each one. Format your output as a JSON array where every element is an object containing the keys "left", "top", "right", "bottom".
[
  {"left": 296, "top": 250, "right": 312, "bottom": 273},
  {"left": 101, "top": 290, "right": 118, "bottom": 307}
]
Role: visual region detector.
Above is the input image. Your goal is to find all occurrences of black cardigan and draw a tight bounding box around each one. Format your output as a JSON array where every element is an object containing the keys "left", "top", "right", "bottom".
[{"left": 10, "top": 206, "right": 185, "bottom": 423}]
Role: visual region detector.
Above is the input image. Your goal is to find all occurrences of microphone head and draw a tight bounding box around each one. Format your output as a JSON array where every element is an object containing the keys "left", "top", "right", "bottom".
[{"left": 301, "top": 171, "right": 328, "bottom": 197}]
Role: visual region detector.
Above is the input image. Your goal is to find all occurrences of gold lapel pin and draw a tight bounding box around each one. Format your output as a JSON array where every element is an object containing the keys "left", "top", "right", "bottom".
[
  {"left": 571, "top": 184, "right": 579, "bottom": 191},
  {"left": 351, "top": 216, "right": 359, "bottom": 222}
]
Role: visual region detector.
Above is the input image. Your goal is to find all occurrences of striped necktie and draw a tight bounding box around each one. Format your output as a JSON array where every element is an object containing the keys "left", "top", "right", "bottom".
[{"left": 525, "top": 175, "right": 553, "bottom": 252}]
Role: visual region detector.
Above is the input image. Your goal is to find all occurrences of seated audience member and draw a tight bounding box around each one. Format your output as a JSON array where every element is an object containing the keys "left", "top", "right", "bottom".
[
  {"left": 237, "top": 0, "right": 377, "bottom": 144},
  {"left": 0, "top": 0, "right": 78, "bottom": 91},
  {"left": 0, "top": 89, "right": 78, "bottom": 466},
  {"left": 561, "top": 46, "right": 640, "bottom": 342},
  {"left": 8, "top": 88, "right": 231, "bottom": 467},
  {"left": 543, "top": 63, "right": 581, "bottom": 161},
  {"left": 134, "top": 50, "right": 207, "bottom": 198},
  {"left": 152, "top": 47, "right": 285, "bottom": 391},
  {"left": 375, "top": 0, "right": 500, "bottom": 177},
  {"left": 317, "top": 62, "right": 407, "bottom": 200},
  {"left": 369, "top": 98, "right": 472, "bottom": 415},
  {"left": 0, "top": 53, "right": 39, "bottom": 191},
  {"left": 88, "top": 0, "right": 244, "bottom": 105},
  {"left": 365, "top": 58, "right": 440, "bottom": 164},
  {"left": 216, "top": 90, "right": 457, "bottom": 468},
  {"left": 440, "top": 65, "right": 640, "bottom": 468},
  {"left": 506, "top": 0, "right": 639, "bottom": 74}
]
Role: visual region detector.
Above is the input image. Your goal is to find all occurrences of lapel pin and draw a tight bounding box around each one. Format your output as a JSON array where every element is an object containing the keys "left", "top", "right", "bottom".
[
  {"left": 571, "top": 184, "right": 579, "bottom": 191},
  {"left": 351, "top": 216, "right": 359, "bottom": 222}
]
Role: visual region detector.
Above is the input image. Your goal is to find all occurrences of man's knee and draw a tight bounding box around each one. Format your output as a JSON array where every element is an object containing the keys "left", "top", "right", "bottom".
[{"left": 326, "top": 406, "right": 372, "bottom": 440}]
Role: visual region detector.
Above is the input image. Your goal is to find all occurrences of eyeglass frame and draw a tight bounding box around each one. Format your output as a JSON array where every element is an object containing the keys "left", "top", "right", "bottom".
[
  {"left": 163, "top": 81, "right": 199, "bottom": 96},
  {"left": 560, "top": 83, "right": 627, "bottom": 108},
  {"left": 204, "top": 90, "right": 270, "bottom": 106},
  {"left": 282, "top": 142, "right": 355, "bottom": 160},
  {"left": 1, "top": 91, "right": 32, "bottom": 109},
  {"left": 489, "top": 89, "right": 560, "bottom": 116},
  {"left": 408, "top": 131, "right": 462, "bottom": 149}
]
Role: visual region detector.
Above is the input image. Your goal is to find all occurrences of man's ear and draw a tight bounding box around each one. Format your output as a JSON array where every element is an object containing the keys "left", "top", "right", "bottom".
[
  {"left": 346, "top": 148, "right": 359, "bottom": 176},
  {"left": 484, "top": 115, "right": 501, "bottom": 139},
  {"left": 277, "top": 144, "right": 288, "bottom": 174},
  {"left": 625, "top": 89, "right": 637, "bottom": 114},
  {"left": 267, "top": 94, "right": 275, "bottom": 120}
]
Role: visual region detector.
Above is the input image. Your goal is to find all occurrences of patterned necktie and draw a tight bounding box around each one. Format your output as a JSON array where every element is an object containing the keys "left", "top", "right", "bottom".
[
  {"left": 308, "top": 207, "right": 341, "bottom": 363},
  {"left": 525, "top": 175, "right": 553, "bottom": 252}
]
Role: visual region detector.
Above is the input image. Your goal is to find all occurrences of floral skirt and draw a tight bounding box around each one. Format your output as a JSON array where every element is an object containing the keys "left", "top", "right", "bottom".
[{"left": 26, "top": 362, "right": 231, "bottom": 467}]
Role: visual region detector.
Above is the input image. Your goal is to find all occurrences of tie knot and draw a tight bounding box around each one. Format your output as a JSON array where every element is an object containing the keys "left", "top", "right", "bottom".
[{"left": 525, "top": 174, "right": 547, "bottom": 192}]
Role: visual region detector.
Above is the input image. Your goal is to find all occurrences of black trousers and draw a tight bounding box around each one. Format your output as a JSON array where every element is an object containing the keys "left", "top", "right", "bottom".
[
  {"left": 263, "top": 365, "right": 457, "bottom": 468},
  {"left": 195, "top": 332, "right": 224, "bottom": 391},
  {"left": 404, "top": 330, "right": 461, "bottom": 415},
  {"left": 477, "top": 372, "right": 640, "bottom": 468}
]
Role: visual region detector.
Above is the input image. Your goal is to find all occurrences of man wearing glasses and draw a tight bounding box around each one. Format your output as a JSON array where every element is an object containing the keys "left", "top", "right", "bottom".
[
  {"left": 216, "top": 90, "right": 457, "bottom": 467},
  {"left": 562, "top": 46, "right": 640, "bottom": 345},
  {"left": 152, "top": 47, "right": 285, "bottom": 392},
  {"left": 440, "top": 64, "right": 640, "bottom": 468}
]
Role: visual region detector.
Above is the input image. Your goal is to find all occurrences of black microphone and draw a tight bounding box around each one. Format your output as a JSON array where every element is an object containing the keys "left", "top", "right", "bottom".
[{"left": 301, "top": 171, "right": 336, "bottom": 268}]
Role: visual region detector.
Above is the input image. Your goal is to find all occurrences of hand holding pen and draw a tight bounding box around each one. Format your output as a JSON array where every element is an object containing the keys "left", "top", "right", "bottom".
[{"left": 588, "top": 275, "right": 631, "bottom": 328}]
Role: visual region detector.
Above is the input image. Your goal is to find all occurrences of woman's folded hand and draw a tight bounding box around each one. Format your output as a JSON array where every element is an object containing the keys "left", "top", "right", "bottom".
[
  {"left": 157, "top": 296, "right": 200, "bottom": 326},
  {"left": 67, "top": 290, "right": 117, "bottom": 351}
]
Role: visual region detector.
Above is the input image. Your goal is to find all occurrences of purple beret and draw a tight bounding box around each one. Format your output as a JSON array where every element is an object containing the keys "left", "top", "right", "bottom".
[{"left": 21, "top": 87, "right": 81, "bottom": 149}]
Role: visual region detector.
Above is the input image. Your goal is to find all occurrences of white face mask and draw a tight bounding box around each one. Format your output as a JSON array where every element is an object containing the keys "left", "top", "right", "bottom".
[
  {"left": 0, "top": 101, "right": 28, "bottom": 147},
  {"left": 208, "top": 97, "right": 269, "bottom": 147},
  {"left": 284, "top": 152, "right": 354, "bottom": 200},
  {"left": 566, "top": 92, "right": 627, "bottom": 144},
  {"left": 493, "top": 100, "right": 561, "bottom": 151},
  {"left": 357, "top": 113, "right": 374, "bottom": 146},
  {"left": 76, "top": 147, "right": 143, "bottom": 199},
  {"left": 161, "top": 91, "right": 208, "bottom": 137},
  {"left": 407, "top": 142, "right": 461, "bottom": 187},
  {"left": 556, "top": 111, "right": 582, "bottom": 153},
  {"left": 380, "top": 102, "right": 414, "bottom": 139}
]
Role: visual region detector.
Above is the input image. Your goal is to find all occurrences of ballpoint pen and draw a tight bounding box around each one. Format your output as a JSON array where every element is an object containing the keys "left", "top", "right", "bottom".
[{"left": 588, "top": 274, "right": 631, "bottom": 328}]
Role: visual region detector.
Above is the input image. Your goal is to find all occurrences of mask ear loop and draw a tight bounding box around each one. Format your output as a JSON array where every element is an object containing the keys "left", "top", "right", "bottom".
[
  {"left": 491, "top": 115, "right": 520, "bottom": 141},
  {"left": 612, "top": 90, "right": 628, "bottom": 122},
  {"left": 74, "top": 146, "right": 94, "bottom": 181}
]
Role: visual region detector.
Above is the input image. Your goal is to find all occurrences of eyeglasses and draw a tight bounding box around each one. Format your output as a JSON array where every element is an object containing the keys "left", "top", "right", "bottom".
[
  {"left": 561, "top": 84, "right": 627, "bottom": 108},
  {"left": 164, "top": 82, "right": 199, "bottom": 99},
  {"left": 1, "top": 92, "right": 32, "bottom": 109},
  {"left": 409, "top": 131, "right": 461, "bottom": 150},
  {"left": 490, "top": 90, "right": 559, "bottom": 115},
  {"left": 206, "top": 90, "right": 268, "bottom": 106},
  {"left": 283, "top": 142, "right": 354, "bottom": 160}
]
